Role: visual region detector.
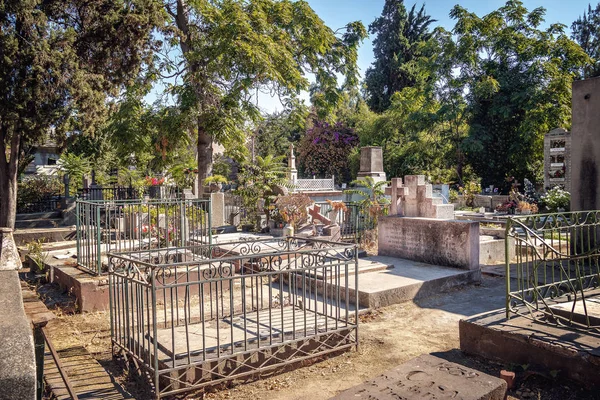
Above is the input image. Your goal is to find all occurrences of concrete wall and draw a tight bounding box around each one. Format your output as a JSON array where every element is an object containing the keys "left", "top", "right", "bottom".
[
  {"left": 454, "top": 195, "right": 510, "bottom": 211},
  {"left": 571, "top": 77, "right": 600, "bottom": 211},
  {"left": 378, "top": 217, "right": 480, "bottom": 270},
  {"left": 0, "top": 229, "right": 36, "bottom": 400}
]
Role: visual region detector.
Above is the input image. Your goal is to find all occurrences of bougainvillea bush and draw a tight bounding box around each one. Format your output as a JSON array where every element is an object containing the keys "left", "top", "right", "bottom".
[{"left": 297, "top": 121, "right": 359, "bottom": 183}]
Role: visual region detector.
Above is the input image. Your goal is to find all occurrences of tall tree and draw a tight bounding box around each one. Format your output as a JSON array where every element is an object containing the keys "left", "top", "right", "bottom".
[
  {"left": 0, "top": 1, "right": 163, "bottom": 228},
  {"left": 364, "top": 0, "right": 435, "bottom": 112},
  {"left": 163, "top": 0, "right": 366, "bottom": 195},
  {"left": 446, "top": 1, "right": 589, "bottom": 188},
  {"left": 572, "top": 3, "right": 600, "bottom": 78}
]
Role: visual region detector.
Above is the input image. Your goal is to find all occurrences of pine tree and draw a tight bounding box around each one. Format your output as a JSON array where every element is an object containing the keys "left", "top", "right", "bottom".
[{"left": 364, "top": 0, "right": 435, "bottom": 112}]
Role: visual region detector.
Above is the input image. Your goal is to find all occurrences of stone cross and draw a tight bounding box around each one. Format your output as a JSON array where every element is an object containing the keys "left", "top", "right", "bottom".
[
  {"left": 309, "top": 204, "right": 331, "bottom": 225},
  {"left": 385, "top": 178, "right": 409, "bottom": 216}
]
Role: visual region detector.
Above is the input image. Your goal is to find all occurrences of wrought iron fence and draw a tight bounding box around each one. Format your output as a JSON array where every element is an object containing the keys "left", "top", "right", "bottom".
[
  {"left": 77, "top": 186, "right": 139, "bottom": 201},
  {"left": 223, "top": 192, "right": 245, "bottom": 226},
  {"left": 506, "top": 211, "right": 600, "bottom": 331},
  {"left": 313, "top": 201, "right": 389, "bottom": 242},
  {"left": 77, "top": 186, "right": 183, "bottom": 201},
  {"left": 17, "top": 196, "right": 64, "bottom": 214},
  {"left": 108, "top": 237, "right": 358, "bottom": 399},
  {"left": 76, "top": 198, "right": 211, "bottom": 275}
]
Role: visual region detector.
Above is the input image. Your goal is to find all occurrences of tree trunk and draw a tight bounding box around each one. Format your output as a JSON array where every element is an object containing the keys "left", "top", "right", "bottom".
[
  {"left": 197, "top": 124, "right": 213, "bottom": 197},
  {"left": 0, "top": 126, "right": 20, "bottom": 229}
]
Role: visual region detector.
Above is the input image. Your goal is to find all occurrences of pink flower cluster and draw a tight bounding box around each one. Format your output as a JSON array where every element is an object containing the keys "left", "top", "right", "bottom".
[{"left": 145, "top": 176, "right": 165, "bottom": 186}]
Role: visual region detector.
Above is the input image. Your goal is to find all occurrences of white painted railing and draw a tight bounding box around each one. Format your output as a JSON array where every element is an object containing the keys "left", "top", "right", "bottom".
[{"left": 292, "top": 176, "right": 335, "bottom": 192}]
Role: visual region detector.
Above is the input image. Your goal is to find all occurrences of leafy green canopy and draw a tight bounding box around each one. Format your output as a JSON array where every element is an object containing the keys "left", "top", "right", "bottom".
[
  {"left": 572, "top": 2, "right": 600, "bottom": 78},
  {"left": 443, "top": 1, "right": 589, "bottom": 187},
  {"left": 364, "top": 0, "right": 435, "bottom": 112},
  {"left": 0, "top": 0, "right": 164, "bottom": 227},
  {"left": 164, "top": 0, "right": 367, "bottom": 189},
  {"left": 297, "top": 121, "right": 359, "bottom": 183}
]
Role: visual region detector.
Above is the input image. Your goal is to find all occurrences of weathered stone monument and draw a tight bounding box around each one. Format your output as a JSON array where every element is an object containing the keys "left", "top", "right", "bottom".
[
  {"left": 571, "top": 77, "right": 600, "bottom": 211},
  {"left": 379, "top": 175, "right": 479, "bottom": 270},
  {"left": 287, "top": 143, "right": 298, "bottom": 184},
  {"left": 378, "top": 217, "right": 480, "bottom": 270},
  {"left": 385, "top": 175, "right": 455, "bottom": 219},
  {"left": 332, "top": 354, "right": 506, "bottom": 400},
  {"left": 357, "top": 146, "right": 386, "bottom": 183},
  {"left": 544, "top": 127, "right": 571, "bottom": 192}
]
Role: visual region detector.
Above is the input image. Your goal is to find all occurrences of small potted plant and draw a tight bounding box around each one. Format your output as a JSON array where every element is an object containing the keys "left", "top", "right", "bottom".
[
  {"left": 541, "top": 186, "right": 570, "bottom": 212},
  {"left": 204, "top": 175, "right": 228, "bottom": 193}
]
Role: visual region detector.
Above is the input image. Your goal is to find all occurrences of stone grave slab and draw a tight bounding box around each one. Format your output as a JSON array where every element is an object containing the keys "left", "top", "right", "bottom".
[
  {"left": 548, "top": 296, "right": 600, "bottom": 327},
  {"left": 347, "top": 256, "right": 480, "bottom": 308},
  {"left": 331, "top": 354, "right": 506, "bottom": 400}
]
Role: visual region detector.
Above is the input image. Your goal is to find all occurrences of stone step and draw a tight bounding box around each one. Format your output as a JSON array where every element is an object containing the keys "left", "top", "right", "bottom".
[
  {"left": 346, "top": 256, "right": 480, "bottom": 308},
  {"left": 44, "top": 346, "right": 134, "bottom": 400},
  {"left": 312, "top": 258, "right": 393, "bottom": 280},
  {"left": 431, "top": 196, "right": 444, "bottom": 205},
  {"left": 15, "top": 218, "right": 63, "bottom": 229},
  {"left": 434, "top": 204, "right": 456, "bottom": 219}
]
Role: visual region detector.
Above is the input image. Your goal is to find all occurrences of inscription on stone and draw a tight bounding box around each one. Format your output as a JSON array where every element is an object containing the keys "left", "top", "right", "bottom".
[
  {"left": 331, "top": 354, "right": 506, "bottom": 400},
  {"left": 378, "top": 217, "right": 479, "bottom": 270}
]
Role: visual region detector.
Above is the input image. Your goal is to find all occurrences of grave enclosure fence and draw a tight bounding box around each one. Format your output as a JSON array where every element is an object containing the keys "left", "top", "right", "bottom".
[
  {"left": 76, "top": 198, "right": 211, "bottom": 275},
  {"left": 506, "top": 210, "right": 600, "bottom": 332},
  {"left": 313, "top": 201, "right": 389, "bottom": 242},
  {"left": 108, "top": 237, "right": 359, "bottom": 399}
]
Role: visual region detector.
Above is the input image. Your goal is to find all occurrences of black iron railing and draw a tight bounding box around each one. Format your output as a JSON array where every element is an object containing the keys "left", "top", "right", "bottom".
[
  {"left": 17, "top": 197, "right": 63, "bottom": 214},
  {"left": 76, "top": 198, "right": 211, "bottom": 275}
]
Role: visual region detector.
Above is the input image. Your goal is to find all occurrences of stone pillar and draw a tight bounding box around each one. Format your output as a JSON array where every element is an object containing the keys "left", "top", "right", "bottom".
[
  {"left": 357, "top": 146, "right": 386, "bottom": 183},
  {"left": 288, "top": 144, "right": 298, "bottom": 184},
  {"left": 0, "top": 228, "right": 22, "bottom": 270},
  {"left": 211, "top": 192, "right": 225, "bottom": 227},
  {"left": 0, "top": 228, "right": 36, "bottom": 400},
  {"left": 571, "top": 78, "right": 600, "bottom": 212}
]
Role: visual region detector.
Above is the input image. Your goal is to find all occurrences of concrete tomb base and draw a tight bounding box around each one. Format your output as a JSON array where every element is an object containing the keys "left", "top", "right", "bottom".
[
  {"left": 460, "top": 307, "right": 600, "bottom": 387},
  {"left": 330, "top": 354, "right": 506, "bottom": 400},
  {"left": 348, "top": 256, "right": 480, "bottom": 308},
  {"left": 378, "top": 216, "right": 480, "bottom": 270}
]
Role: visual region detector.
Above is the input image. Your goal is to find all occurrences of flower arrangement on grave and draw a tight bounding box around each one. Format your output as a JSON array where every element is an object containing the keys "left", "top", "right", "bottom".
[
  {"left": 541, "top": 186, "right": 570, "bottom": 212},
  {"left": 326, "top": 200, "right": 347, "bottom": 225},
  {"left": 275, "top": 194, "right": 313, "bottom": 231},
  {"left": 267, "top": 204, "right": 285, "bottom": 228},
  {"left": 496, "top": 200, "right": 518, "bottom": 213},
  {"left": 516, "top": 201, "right": 538, "bottom": 214},
  {"left": 145, "top": 176, "right": 165, "bottom": 186}
]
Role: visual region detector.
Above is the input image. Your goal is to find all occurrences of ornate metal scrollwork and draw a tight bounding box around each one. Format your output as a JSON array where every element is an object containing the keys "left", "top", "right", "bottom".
[{"left": 200, "top": 262, "right": 232, "bottom": 280}]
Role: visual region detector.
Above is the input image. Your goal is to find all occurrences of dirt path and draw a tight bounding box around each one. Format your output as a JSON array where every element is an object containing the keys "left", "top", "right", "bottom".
[{"left": 42, "top": 275, "right": 595, "bottom": 400}]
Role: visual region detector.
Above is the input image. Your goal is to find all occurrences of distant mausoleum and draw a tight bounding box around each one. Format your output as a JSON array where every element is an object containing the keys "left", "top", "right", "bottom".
[{"left": 543, "top": 128, "right": 571, "bottom": 192}]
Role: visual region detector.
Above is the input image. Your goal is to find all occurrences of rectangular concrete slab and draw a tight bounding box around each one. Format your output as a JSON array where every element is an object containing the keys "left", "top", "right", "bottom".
[
  {"left": 330, "top": 354, "right": 506, "bottom": 400},
  {"left": 460, "top": 308, "right": 600, "bottom": 386},
  {"left": 378, "top": 217, "right": 480, "bottom": 270},
  {"left": 349, "top": 256, "right": 480, "bottom": 308}
]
